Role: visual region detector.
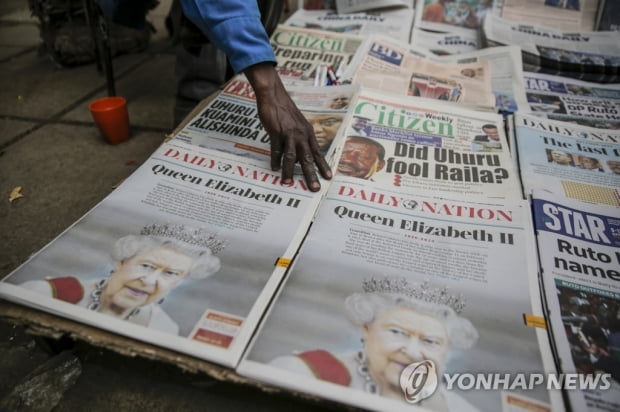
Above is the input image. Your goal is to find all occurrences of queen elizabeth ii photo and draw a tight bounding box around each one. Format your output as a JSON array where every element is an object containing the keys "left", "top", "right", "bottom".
[
  {"left": 270, "top": 276, "right": 480, "bottom": 411},
  {"left": 19, "top": 223, "right": 226, "bottom": 335}
]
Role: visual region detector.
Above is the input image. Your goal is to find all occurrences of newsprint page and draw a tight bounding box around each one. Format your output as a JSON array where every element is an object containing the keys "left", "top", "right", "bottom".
[
  {"left": 513, "top": 113, "right": 620, "bottom": 206},
  {"left": 173, "top": 75, "right": 358, "bottom": 164},
  {"left": 239, "top": 180, "right": 558, "bottom": 412},
  {"left": 0, "top": 140, "right": 324, "bottom": 367},
  {"left": 337, "top": 87, "right": 522, "bottom": 199},
  {"left": 532, "top": 190, "right": 620, "bottom": 412}
]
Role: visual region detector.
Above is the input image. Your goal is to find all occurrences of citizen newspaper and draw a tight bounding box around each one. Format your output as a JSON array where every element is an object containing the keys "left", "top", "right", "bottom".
[
  {"left": 532, "top": 190, "right": 620, "bottom": 412},
  {"left": 513, "top": 113, "right": 620, "bottom": 206},
  {"left": 269, "top": 24, "right": 364, "bottom": 86},
  {"left": 335, "top": 87, "right": 522, "bottom": 198},
  {"left": 0, "top": 141, "right": 325, "bottom": 367}
]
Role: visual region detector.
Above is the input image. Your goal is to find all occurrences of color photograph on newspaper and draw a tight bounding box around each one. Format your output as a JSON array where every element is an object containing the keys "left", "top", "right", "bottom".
[
  {"left": 240, "top": 183, "right": 553, "bottom": 411},
  {"left": 0, "top": 142, "right": 321, "bottom": 366}
]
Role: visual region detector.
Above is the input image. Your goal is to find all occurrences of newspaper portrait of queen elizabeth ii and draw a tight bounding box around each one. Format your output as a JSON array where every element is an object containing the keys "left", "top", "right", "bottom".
[{"left": 269, "top": 276, "right": 481, "bottom": 411}]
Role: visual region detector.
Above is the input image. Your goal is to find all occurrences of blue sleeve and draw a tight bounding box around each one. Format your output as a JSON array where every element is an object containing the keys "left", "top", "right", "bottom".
[{"left": 180, "top": 0, "right": 277, "bottom": 73}]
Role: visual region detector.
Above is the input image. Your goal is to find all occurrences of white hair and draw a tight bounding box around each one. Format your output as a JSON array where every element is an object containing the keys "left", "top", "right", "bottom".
[
  {"left": 110, "top": 235, "right": 221, "bottom": 279},
  {"left": 344, "top": 292, "right": 478, "bottom": 350}
]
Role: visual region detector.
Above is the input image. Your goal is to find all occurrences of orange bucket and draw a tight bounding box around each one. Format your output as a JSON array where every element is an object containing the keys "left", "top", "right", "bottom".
[{"left": 89, "top": 96, "right": 131, "bottom": 145}]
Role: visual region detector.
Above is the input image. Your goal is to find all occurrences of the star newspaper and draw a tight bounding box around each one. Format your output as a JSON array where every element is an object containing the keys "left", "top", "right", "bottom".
[
  {"left": 172, "top": 73, "right": 359, "bottom": 164},
  {"left": 0, "top": 140, "right": 326, "bottom": 367},
  {"left": 342, "top": 34, "right": 495, "bottom": 110},
  {"left": 238, "top": 179, "right": 559, "bottom": 412},
  {"left": 523, "top": 71, "right": 620, "bottom": 129},
  {"left": 531, "top": 190, "right": 620, "bottom": 412},
  {"left": 283, "top": 7, "right": 415, "bottom": 43},
  {"left": 335, "top": 87, "right": 522, "bottom": 199},
  {"left": 513, "top": 113, "right": 620, "bottom": 206},
  {"left": 482, "top": 13, "right": 620, "bottom": 83}
]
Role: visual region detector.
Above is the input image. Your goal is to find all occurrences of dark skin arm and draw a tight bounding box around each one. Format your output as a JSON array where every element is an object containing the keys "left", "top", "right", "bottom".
[{"left": 244, "top": 62, "right": 332, "bottom": 192}]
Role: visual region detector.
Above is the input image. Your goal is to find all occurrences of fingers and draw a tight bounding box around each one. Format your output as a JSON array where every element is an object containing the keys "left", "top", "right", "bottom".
[
  {"left": 299, "top": 152, "right": 321, "bottom": 192},
  {"left": 270, "top": 149, "right": 282, "bottom": 172},
  {"left": 281, "top": 149, "right": 297, "bottom": 185}
]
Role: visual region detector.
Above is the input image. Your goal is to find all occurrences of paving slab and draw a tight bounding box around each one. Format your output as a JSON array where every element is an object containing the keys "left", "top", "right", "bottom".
[
  {"left": 0, "top": 22, "right": 40, "bottom": 47},
  {"left": 0, "top": 123, "right": 165, "bottom": 276},
  {"left": 0, "top": 118, "right": 37, "bottom": 147}
]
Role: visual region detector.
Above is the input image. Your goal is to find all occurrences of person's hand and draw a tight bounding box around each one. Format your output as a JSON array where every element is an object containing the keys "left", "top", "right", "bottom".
[{"left": 244, "top": 62, "right": 332, "bottom": 192}]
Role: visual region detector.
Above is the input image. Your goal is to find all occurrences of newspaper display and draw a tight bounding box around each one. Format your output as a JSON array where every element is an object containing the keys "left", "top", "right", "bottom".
[
  {"left": 342, "top": 35, "right": 496, "bottom": 110},
  {"left": 335, "top": 0, "right": 412, "bottom": 14},
  {"left": 0, "top": 140, "right": 326, "bottom": 367},
  {"left": 173, "top": 75, "right": 357, "bottom": 164},
  {"left": 414, "top": 0, "right": 493, "bottom": 36},
  {"left": 239, "top": 181, "right": 558, "bottom": 411},
  {"left": 493, "top": 0, "right": 600, "bottom": 31},
  {"left": 410, "top": 26, "right": 481, "bottom": 56},
  {"left": 283, "top": 8, "right": 415, "bottom": 43},
  {"left": 523, "top": 71, "right": 620, "bottom": 129},
  {"left": 513, "top": 113, "right": 620, "bottom": 206},
  {"left": 531, "top": 190, "right": 620, "bottom": 412},
  {"left": 335, "top": 87, "right": 522, "bottom": 199},
  {"left": 269, "top": 24, "right": 364, "bottom": 87},
  {"left": 482, "top": 13, "right": 620, "bottom": 82},
  {"left": 435, "top": 45, "right": 528, "bottom": 114}
]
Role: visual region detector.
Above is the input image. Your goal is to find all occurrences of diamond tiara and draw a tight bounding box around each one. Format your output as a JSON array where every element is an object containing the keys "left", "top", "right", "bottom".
[
  {"left": 140, "top": 223, "right": 227, "bottom": 255},
  {"left": 362, "top": 276, "right": 466, "bottom": 314}
]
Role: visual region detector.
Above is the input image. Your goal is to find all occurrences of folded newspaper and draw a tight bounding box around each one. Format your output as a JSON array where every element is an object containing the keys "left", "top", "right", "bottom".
[
  {"left": 531, "top": 190, "right": 620, "bottom": 412},
  {"left": 493, "top": 0, "right": 600, "bottom": 31}
]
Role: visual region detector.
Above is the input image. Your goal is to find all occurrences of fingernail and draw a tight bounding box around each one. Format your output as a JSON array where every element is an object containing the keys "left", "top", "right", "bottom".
[{"left": 311, "top": 182, "right": 320, "bottom": 191}]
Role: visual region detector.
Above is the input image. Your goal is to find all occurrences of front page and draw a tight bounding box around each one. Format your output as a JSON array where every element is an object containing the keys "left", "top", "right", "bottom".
[
  {"left": 523, "top": 71, "right": 620, "bottom": 129},
  {"left": 343, "top": 35, "right": 496, "bottom": 110},
  {"left": 239, "top": 181, "right": 556, "bottom": 411},
  {"left": 532, "top": 191, "right": 620, "bottom": 412},
  {"left": 0, "top": 141, "right": 325, "bottom": 367},
  {"left": 514, "top": 113, "right": 620, "bottom": 206},
  {"left": 270, "top": 24, "right": 364, "bottom": 86},
  {"left": 173, "top": 75, "right": 357, "bottom": 164},
  {"left": 335, "top": 88, "right": 522, "bottom": 199},
  {"left": 495, "top": 0, "right": 600, "bottom": 31}
]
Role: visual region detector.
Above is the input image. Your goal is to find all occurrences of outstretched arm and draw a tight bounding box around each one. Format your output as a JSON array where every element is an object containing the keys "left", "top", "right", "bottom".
[{"left": 180, "top": 0, "right": 332, "bottom": 191}]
